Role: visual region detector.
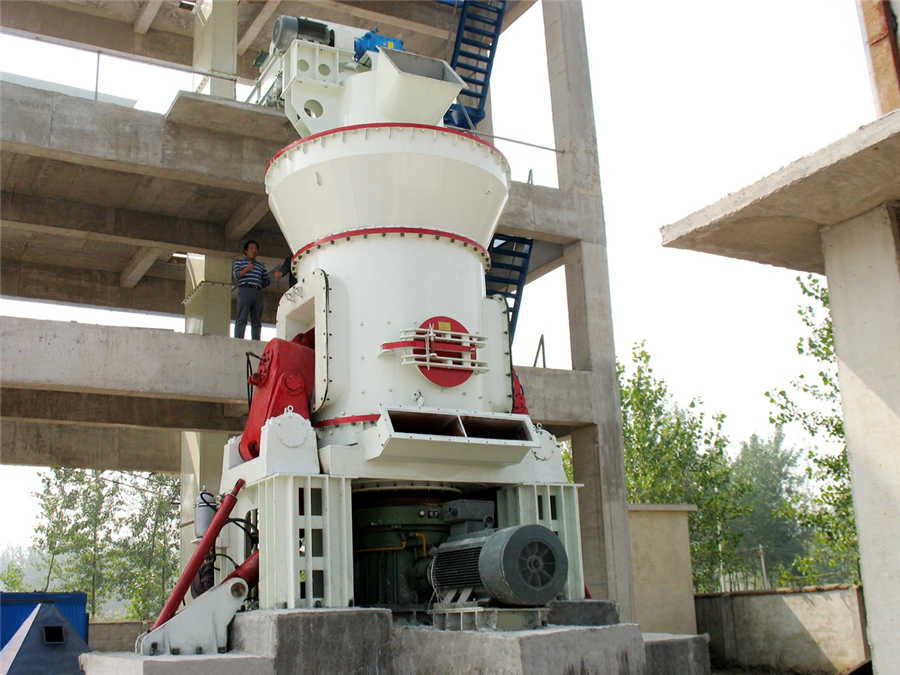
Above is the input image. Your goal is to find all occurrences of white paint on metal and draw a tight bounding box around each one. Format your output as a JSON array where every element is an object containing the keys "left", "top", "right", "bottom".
[{"left": 135, "top": 578, "right": 248, "bottom": 656}]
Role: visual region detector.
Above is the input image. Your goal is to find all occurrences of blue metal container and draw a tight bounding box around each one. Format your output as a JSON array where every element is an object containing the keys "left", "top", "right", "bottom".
[{"left": 0, "top": 592, "right": 89, "bottom": 649}]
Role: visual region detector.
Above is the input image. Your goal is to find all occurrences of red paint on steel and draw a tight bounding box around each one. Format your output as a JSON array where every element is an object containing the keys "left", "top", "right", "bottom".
[
  {"left": 511, "top": 368, "right": 529, "bottom": 415},
  {"left": 152, "top": 479, "right": 245, "bottom": 630},
  {"left": 381, "top": 339, "right": 470, "bottom": 354},
  {"left": 291, "top": 227, "right": 489, "bottom": 264},
  {"left": 240, "top": 338, "right": 316, "bottom": 461},
  {"left": 415, "top": 316, "right": 474, "bottom": 388},
  {"left": 313, "top": 413, "right": 382, "bottom": 428},
  {"left": 266, "top": 122, "right": 502, "bottom": 172},
  {"left": 223, "top": 550, "right": 259, "bottom": 590}
]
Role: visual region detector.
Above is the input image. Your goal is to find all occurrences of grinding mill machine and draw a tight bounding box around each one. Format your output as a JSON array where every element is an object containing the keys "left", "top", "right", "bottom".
[{"left": 139, "top": 18, "right": 585, "bottom": 655}]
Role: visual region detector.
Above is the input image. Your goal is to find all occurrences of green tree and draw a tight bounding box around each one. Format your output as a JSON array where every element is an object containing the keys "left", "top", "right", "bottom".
[
  {"left": 731, "top": 429, "right": 808, "bottom": 579},
  {"left": 0, "top": 556, "right": 26, "bottom": 591},
  {"left": 767, "top": 274, "right": 858, "bottom": 584},
  {"left": 112, "top": 473, "right": 181, "bottom": 620},
  {"left": 618, "top": 343, "right": 748, "bottom": 593},
  {"left": 34, "top": 468, "right": 80, "bottom": 592},
  {"left": 34, "top": 468, "right": 123, "bottom": 616}
]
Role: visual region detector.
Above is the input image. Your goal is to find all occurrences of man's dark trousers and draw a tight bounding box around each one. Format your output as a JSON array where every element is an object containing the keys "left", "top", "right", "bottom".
[{"left": 235, "top": 286, "right": 264, "bottom": 340}]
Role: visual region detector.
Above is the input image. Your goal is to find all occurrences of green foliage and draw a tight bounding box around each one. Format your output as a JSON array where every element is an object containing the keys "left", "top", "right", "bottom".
[
  {"left": 766, "top": 274, "right": 859, "bottom": 585},
  {"left": 32, "top": 469, "right": 181, "bottom": 619},
  {"left": 560, "top": 439, "right": 574, "bottom": 483},
  {"left": 111, "top": 473, "right": 181, "bottom": 620},
  {"left": 731, "top": 430, "right": 808, "bottom": 578},
  {"left": 0, "top": 560, "right": 26, "bottom": 591},
  {"left": 618, "top": 343, "right": 749, "bottom": 593},
  {"left": 34, "top": 469, "right": 122, "bottom": 616}
]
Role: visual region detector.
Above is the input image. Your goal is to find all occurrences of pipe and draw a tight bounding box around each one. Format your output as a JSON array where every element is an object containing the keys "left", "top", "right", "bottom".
[
  {"left": 152, "top": 479, "right": 245, "bottom": 630},
  {"left": 224, "top": 550, "right": 259, "bottom": 589}
]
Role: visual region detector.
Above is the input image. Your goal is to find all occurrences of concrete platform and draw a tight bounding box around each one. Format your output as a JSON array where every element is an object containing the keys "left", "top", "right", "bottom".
[
  {"left": 79, "top": 651, "right": 274, "bottom": 675},
  {"left": 80, "top": 608, "right": 711, "bottom": 674},
  {"left": 644, "top": 633, "right": 711, "bottom": 675},
  {"left": 660, "top": 108, "right": 900, "bottom": 273},
  {"left": 392, "top": 623, "right": 646, "bottom": 675},
  {"left": 230, "top": 608, "right": 393, "bottom": 675}
]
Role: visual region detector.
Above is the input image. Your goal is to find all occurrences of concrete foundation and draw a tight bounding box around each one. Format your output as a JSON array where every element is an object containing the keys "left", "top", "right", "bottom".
[
  {"left": 229, "top": 609, "right": 393, "bottom": 674},
  {"left": 643, "top": 633, "right": 711, "bottom": 675},
  {"left": 392, "top": 623, "right": 646, "bottom": 675},
  {"left": 80, "top": 606, "right": 710, "bottom": 675}
]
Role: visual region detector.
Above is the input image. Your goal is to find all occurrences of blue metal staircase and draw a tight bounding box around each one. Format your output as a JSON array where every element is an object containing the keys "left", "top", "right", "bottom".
[
  {"left": 485, "top": 234, "right": 532, "bottom": 343},
  {"left": 440, "top": 0, "right": 507, "bottom": 130}
]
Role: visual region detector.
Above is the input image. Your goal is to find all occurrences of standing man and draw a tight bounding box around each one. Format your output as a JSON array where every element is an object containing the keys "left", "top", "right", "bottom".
[{"left": 233, "top": 240, "right": 270, "bottom": 340}]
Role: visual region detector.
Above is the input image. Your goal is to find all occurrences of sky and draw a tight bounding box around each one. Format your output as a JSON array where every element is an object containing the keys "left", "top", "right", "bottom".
[{"left": 0, "top": 0, "right": 877, "bottom": 552}]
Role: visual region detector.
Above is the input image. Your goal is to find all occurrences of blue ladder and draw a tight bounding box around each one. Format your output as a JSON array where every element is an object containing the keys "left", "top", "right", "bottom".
[
  {"left": 439, "top": 0, "right": 507, "bottom": 130},
  {"left": 485, "top": 234, "right": 532, "bottom": 343}
]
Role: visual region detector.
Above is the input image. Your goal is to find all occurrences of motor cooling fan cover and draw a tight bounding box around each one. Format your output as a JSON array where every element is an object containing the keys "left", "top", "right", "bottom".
[{"left": 478, "top": 524, "right": 568, "bottom": 606}]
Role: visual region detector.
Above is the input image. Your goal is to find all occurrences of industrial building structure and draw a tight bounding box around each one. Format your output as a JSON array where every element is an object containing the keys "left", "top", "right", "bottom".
[
  {"left": 663, "top": 3, "right": 900, "bottom": 672},
  {"left": 0, "top": 0, "right": 667, "bottom": 671}
]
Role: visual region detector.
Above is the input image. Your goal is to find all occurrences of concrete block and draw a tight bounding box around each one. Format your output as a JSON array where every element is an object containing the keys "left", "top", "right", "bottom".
[
  {"left": 391, "top": 623, "right": 646, "bottom": 675},
  {"left": 230, "top": 608, "right": 392, "bottom": 674},
  {"left": 79, "top": 651, "right": 274, "bottom": 675},
  {"left": 643, "top": 633, "right": 711, "bottom": 675},
  {"left": 547, "top": 599, "right": 620, "bottom": 626}
]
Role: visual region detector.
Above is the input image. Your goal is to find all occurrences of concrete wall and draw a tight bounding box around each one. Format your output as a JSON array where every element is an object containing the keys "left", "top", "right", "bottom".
[
  {"left": 696, "top": 586, "right": 869, "bottom": 673},
  {"left": 628, "top": 505, "right": 697, "bottom": 635},
  {"left": 88, "top": 621, "right": 148, "bottom": 651}
]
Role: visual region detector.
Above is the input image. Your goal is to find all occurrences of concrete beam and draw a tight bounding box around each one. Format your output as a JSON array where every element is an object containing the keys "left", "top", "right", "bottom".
[
  {"left": 1, "top": 191, "right": 290, "bottom": 263},
  {"left": 1, "top": 388, "right": 246, "bottom": 433},
  {"left": 0, "top": 1, "right": 259, "bottom": 81},
  {"left": 515, "top": 366, "right": 593, "bottom": 427},
  {"left": 120, "top": 246, "right": 165, "bottom": 288},
  {"left": 525, "top": 240, "right": 564, "bottom": 283},
  {"left": 0, "top": 258, "right": 279, "bottom": 322},
  {"left": 238, "top": 0, "right": 281, "bottom": 56},
  {"left": 0, "top": 82, "right": 282, "bottom": 193},
  {"left": 134, "top": 0, "right": 164, "bottom": 35},
  {"left": 225, "top": 196, "right": 270, "bottom": 242},
  {"left": 661, "top": 109, "right": 900, "bottom": 273},
  {"left": 2, "top": 86, "right": 596, "bottom": 246},
  {"left": 501, "top": 183, "right": 605, "bottom": 244},
  {"left": 0, "top": 318, "right": 257, "bottom": 403},
  {"left": 1, "top": 419, "right": 180, "bottom": 472}
]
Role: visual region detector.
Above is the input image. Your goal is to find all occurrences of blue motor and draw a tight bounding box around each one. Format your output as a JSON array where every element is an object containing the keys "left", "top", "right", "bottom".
[{"left": 354, "top": 29, "right": 404, "bottom": 62}]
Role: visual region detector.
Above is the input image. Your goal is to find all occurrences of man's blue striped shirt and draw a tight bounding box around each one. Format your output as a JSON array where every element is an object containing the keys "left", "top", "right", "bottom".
[{"left": 233, "top": 258, "right": 270, "bottom": 289}]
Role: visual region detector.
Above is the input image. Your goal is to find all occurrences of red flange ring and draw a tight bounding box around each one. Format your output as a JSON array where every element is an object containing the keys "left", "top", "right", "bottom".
[{"left": 416, "top": 316, "right": 475, "bottom": 387}]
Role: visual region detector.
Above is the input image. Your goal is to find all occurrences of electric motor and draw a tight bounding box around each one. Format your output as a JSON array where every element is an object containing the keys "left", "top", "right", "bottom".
[{"left": 431, "top": 524, "right": 568, "bottom": 606}]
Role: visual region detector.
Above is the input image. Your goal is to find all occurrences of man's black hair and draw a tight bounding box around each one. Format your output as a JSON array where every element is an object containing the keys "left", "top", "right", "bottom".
[{"left": 243, "top": 239, "right": 259, "bottom": 253}]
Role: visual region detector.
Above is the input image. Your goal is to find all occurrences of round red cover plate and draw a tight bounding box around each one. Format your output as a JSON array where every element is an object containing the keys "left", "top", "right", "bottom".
[{"left": 416, "top": 316, "right": 474, "bottom": 387}]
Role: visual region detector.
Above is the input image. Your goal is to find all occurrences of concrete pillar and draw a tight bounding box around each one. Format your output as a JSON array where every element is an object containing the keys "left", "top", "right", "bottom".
[
  {"left": 542, "top": 0, "right": 601, "bottom": 194},
  {"left": 184, "top": 253, "right": 232, "bottom": 336},
  {"left": 542, "top": 0, "right": 635, "bottom": 617},
  {"left": 179, "top": 431, "right": 229, "bottom": 574},
  {"left": 564, "top": 241, "right": 635, "bottom": 620},
  {"left": 193, "top": 0, "right": 238, "bottom": 99},
  {"left": 181, "top": 252, "right": 234, "bottom": 577},
  {"left": 820, "top": 203, "right": 900, "bottom": 675}
]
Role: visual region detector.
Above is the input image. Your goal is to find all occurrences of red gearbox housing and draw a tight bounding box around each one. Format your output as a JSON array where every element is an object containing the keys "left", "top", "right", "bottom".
[{"left": 239, "top": 337, "right": 315, "bottom": 461}]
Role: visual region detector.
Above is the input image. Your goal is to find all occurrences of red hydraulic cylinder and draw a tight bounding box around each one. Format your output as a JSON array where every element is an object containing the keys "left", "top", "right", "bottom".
[
  {"left": 152, "top": 479, "right": 245, "bottom": 630},
  {"left": 223, "top": 550, "right": 259, "bottom": 589}
]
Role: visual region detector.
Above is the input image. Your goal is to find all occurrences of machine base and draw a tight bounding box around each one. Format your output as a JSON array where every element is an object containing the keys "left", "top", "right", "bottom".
[{"left": 81, "top": 607, "right": 710, "bottom": 675}]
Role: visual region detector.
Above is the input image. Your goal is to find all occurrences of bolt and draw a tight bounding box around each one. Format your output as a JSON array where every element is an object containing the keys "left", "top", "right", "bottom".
[{"left": 230, "top": 581, "right": 245, "bottom": 598}]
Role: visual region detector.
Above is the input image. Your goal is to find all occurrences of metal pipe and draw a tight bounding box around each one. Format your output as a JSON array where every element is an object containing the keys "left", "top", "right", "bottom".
[
  {"left": 224, "top": 549, "right": 259, "bottom": 589},
  {"left": 151, "top": 479, "right": 245, "bottom": 630}
]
